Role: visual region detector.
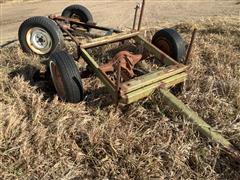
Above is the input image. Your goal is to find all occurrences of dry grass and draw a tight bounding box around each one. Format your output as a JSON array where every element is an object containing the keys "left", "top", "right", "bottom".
[{"left": 0, "top": 17, "right": 240, "bottom": 179}]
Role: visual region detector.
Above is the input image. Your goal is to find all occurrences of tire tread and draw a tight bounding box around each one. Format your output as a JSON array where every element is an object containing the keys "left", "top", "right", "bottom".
[{"left": 50, "top": 51, "right": 84, "bottom": 103}]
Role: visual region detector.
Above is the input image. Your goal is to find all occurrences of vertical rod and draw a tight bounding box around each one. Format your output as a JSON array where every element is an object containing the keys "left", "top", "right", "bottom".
[
  {"left": 137, "top": 0, "right": 146, "bottom": 31},
  {"left": 115, "top": 59, "right": 121, "bottom": 110},
  {"left": 185, "top": 28, "right": 197, "bottom": 64},
  {"left": 132, "top": 4, "right": 140, "bottom": 30}
]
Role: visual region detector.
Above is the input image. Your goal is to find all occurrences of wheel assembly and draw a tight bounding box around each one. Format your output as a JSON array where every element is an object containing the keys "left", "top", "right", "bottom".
[
  {"left": 62, "top": 4, "right": 93, "bottom": 31},
  {"left": 18, "top": 16, "right": 65, "bottom": 57},
  {"left": 49, "top": 51, "right": 84, "bottom": 103},
  {"left": 152, "top": 28, "right": 186, "bottom": 62}
]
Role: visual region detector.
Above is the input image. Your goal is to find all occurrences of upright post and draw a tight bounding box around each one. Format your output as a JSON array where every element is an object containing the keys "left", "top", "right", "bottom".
[
  {"left": 132, "top": 3, "right": 140, "bottom": 30},
  {"left": 137, "top": 0, "right": 145, "bottom": 31}
]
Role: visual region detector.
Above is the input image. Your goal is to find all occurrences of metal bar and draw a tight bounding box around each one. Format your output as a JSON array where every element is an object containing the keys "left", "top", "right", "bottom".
[
  {"left": 50, "top": 15, "right": 122, "bottom": 33},
  {"left": 134, "top": 35, "right": 179, "bottom": 65},
  {"left": 115, "top": 58, "right": 121, "bottom": 109},
  {"left": 137, "top": 0, "right": 146, "bottom": 31},
  {"left": 80, "top": 48, "right": 116, "bottom": 94},
  {"left": 81, "top": 32, "right": 139, "bottom": 49},
  {"left": 159, "top": 89, "right": 240, "bottom": 161},
  {"left": 121, "top": 64, "right": 187, "bottom": 93},
  {"left": 120, "top": 72, "right": 187, "bottom": 104},
  {"left": 185, "top": 28, "right": 197, "bottom": 64},
  {"left": 55, "top": 21, "right": 81, "bottom": 60},
  {"left": 56, "top": 21, "right": 79, "bottom": 45},
  {"left": 133, "top": 4, "right": 140, "bottom": 30}
]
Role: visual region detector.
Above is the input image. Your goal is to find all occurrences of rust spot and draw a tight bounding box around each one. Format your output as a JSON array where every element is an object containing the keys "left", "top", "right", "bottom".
[{"left": 159, "top": 83, "right": 166, "bottom": 88}]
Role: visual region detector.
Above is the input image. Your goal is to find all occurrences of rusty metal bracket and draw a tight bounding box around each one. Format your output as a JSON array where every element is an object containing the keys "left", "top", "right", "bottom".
[
  {"left": 99, "top": 51, "right": 142, "bottom": 81},
  {"left": 50, "top": 15, "right": 122, "bottom": 33}
]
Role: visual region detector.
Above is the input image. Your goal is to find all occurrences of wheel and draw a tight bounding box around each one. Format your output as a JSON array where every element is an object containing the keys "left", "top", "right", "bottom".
[
  {"left": 18, "top": 16, "right": 65, "bottom": 57},
  {"left": 49, "top": 51, "right": 84, "bottom": 103},
  {"left": 62, "top": 4, "right": 93, "bottom": 23},
  {"left": 152, "top": 28, "right": 186, "bottom": 62},
  {"left": 61, "top": 4, "right": 93, "bottom": 31}
]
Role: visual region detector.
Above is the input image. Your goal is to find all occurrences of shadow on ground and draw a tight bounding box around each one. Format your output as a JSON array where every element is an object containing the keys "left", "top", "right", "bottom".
[{"left": 8, "top": 64, "right": 115, "bottom": 108}]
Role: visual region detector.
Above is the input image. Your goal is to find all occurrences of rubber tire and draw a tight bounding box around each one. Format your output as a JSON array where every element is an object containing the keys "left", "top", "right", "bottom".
[
  {"left": 18, "top": 16, "right": 65, "bottom": 57},
  {"left": 49, "top": 51, "right": 84, "bottom": 103},
  {"left": 62, "top": 4, "right": 93, "bottom": 31},
  {"left": 152, "top": 28, "right": 186, "bottom": 62}
]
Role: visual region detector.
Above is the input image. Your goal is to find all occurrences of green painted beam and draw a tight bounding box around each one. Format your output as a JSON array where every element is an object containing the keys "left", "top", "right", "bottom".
[
  {"left": 159, "top": 89, "right": 240, "bottom": 160},
  {"left": 80, "top": 48, "right": 116, "bottom": 94},
  {"left": 121, "top": 64, "right": 187, "bottom": 93},
  {"left": 81, "top": 31, "right": 139, "bottom": 49},
  {"left": 134, "top": 35, "right": 178, "bottom": 65},
  {"left": 121, "top": 72, "right": 187, "bottom": 104}
]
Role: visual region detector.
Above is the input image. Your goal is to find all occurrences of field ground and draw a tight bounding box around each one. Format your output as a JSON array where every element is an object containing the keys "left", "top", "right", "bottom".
[
  {"left": 0, "top": 16, "right": 240, "bottom": 179},
  {"left": 0, "top": 0, "right": 240, "bottom": 179},
  {"left": 1, "top": 0, "right": 240, "bottom": 45}
]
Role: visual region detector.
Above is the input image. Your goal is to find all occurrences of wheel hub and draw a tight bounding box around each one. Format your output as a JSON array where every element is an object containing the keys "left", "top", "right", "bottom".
[
  {"left": 26, "top": 27, "right": 52, "bottom": 54},
  {"left": 154, "top": 38, "right": 172, "bottom": 57}
]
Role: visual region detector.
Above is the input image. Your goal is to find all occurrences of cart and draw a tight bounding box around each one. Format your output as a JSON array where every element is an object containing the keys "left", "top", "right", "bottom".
[{"left": 18, "top": 0, "right": 188, "bottom": 105}]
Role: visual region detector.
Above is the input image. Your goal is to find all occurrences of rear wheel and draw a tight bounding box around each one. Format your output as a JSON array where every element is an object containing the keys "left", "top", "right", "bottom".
[
  {"left": 62, "top": 4, "right": 93, "bottom": 31},
  {"left": 49, "top": 51, "right": 84, "bottom": 103},
  {"left": 152, "top": 28, "right": 186, "bottom": 62},
  {"left": 18, "top": 16, "right": 65, "bottom": 57}
]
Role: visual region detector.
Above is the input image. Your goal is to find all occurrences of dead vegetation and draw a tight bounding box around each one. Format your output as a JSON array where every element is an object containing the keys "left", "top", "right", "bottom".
[{"left": 0, "top": 17, "right": 240, "bottom": 179}]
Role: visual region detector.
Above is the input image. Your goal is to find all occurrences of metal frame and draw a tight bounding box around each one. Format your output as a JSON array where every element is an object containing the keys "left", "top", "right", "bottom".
[
  {"left": 53, "top": 25, "right": 188, "bottom": 104},
  {"left": 78, "top": 34, "right": 188, "bottom": 104},
  {"left": 48, "top": 0, "right": 188, "bottom": 105}
]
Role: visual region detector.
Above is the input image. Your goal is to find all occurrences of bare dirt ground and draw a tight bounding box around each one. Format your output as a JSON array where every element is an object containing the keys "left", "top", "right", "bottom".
[{"left": 1, "top": 0, "right": 240, "bottom": 45}]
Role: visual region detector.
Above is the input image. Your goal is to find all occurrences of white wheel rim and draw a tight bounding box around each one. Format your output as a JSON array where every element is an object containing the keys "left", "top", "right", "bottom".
[{"left": 26, "top": 27, "right": 52, "bottom": 55}]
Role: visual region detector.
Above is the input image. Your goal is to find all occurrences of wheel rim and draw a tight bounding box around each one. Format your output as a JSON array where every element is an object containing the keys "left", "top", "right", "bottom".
[
  {"left": 154, "top": 38, "right": 172, "bottom": 57},
  {"left": 26, "top": 27, "right": 52, "bottom": 55},
  {"left": 50, "top": 61, "right": 66, "bottom": 100}
]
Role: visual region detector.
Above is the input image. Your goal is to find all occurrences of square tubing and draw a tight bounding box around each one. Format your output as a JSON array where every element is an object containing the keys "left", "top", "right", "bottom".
[
  {"left": 121, "top": 64, "right": 187, "bottom": 93},
  {"left": 80, "top": 48, "right": 116, "bottom": 94},
  {"left": 120, "top": 72, "right": 187, "bottom": 104},
  {"left": 134, "top": 35, "right": 178, "bottom": 65},
  {"left": 80, "top": 32, "right": 139, "bottom": 49},
  {"left": 160, "top": 89, "right": 240, "bottom": 160},
  {"left": 50, "top": 15, "right": 122, "bottom": 33}
]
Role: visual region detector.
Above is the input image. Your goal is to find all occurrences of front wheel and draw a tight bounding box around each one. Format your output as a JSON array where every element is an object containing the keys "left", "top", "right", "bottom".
[
  {"left": 18, "top": 16, "right": 65, "bottom": 57},
  {"left": 49, "top": 51, "right": 84, "bottom": 103}
]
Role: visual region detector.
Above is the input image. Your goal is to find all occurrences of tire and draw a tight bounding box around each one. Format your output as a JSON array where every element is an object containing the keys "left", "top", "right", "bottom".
[
  {"left": 49, "top": 51, "right": 84, "bottom": 103},
  {"left": 62, "top": 4, "right": 93, "bottom": 31},
  {"left": 18, "top": 16, "right": 65, "bottom": 57},
  {"left": 152, "top": 28, "right": 186, "bottom": 62}
]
